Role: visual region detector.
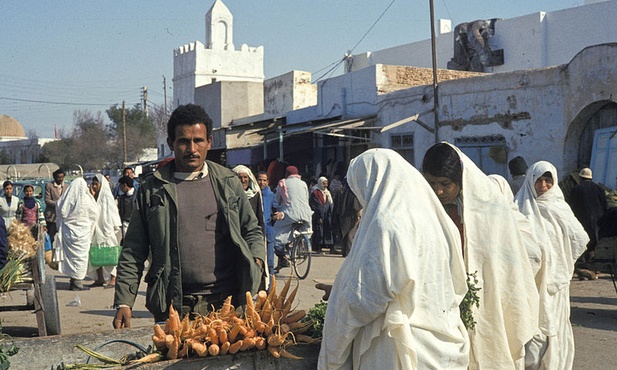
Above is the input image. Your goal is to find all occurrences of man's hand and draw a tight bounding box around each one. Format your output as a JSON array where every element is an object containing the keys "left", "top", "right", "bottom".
[
  {"left": 113, "top": 306, "right": 131, "bottom": 329},
  {"left": 254, "top": 258, "right": 264, "bottom": 269}
]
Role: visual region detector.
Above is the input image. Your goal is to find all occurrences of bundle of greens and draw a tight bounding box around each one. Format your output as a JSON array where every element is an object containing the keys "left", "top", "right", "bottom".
[
  {"left": 460, "top": 271, "right": 481, "bottom": 330},
  {"left": 0, "top": 251, "right": 30, "bottom": 293}
]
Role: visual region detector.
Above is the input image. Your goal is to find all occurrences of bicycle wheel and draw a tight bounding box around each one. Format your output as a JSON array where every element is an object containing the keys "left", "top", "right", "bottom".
[{"left": 291, "top": 234, "right": 312, "bottom": 279}]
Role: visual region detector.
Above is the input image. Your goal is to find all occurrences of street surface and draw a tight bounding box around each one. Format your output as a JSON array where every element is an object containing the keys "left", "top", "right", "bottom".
[{"left": 2, "top": 253, "right": 617, "bottom": 369}]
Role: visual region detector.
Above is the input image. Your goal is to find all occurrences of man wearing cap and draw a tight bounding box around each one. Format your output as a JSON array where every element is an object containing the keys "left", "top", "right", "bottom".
[
  {"left": 568, "top": 167, "right": 608, "bottom": 262},
  {"left": 272, "top": 166, "right": 312, "bottom": 272},
  {"left": 508, "top": 156, "right": 527, "bottom": 195}
]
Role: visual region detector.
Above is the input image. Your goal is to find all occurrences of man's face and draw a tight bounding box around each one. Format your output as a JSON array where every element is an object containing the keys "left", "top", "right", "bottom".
[
  {"left": 53, "top": 173, "right": 65, "bottom": 185},
  {"left": 3, "top": 185, "right": 12, "bottom": 197},
  {"left": 167, "top": 123, "right": 212, "bottom": 173},
  {"left": 423, "top": 173, "right": 461, "bottom": 205},
  {"left": 237, "top": 173, "right": 250, "bottom": 191},
  {"left": 124, "top": 169, "right": 134, "bottom": 178},
  {"left": 120, "top": 183, "right": 130, "bottom": 194},
  {"left": 256, "top": 174, "right": 269, "bottom": 190}
]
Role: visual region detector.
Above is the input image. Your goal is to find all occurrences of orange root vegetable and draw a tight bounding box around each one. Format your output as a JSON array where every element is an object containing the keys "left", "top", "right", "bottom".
[
  {"left": 260, "top": 299, "right": 273, "bottom": 323},
  {"left": 245, "top": 291, "right": 256, "bottom": 324},
  {"left": 154, "top": 324, "right": 166, "bottom": 338},
  {"left": 189, "top": 340, "right": 208, "bottom": 357},
  {"left": 178, "top": 342, "right": 190, "bottom": 358},
  {"left": 294, "top": 334, "right": 318, "bottom": 343},
  {"left": 229, "top": 340, "right": 243, "bottom": 354},
  {"left": 280, "top": 323, "right": 291, "bottom": 334},
  {"left": 266, "top": 276, "right": 277, "bottom": 304},
  {"left": 229, "top": 324, "right": 242, "bottom": 342},
  {"left": 220, "top": 341, "right": 230, "bottom": 355},
  {"left": 180, "top": 314, "right": 190, "bottom": 335},
  {"left": 254, "top": 320, "right": 266, "bottom": 334},
  {"left": 220, "top": 295, "right": 233, "bottom": 318},
  {"left": 165, "top": 334, "right": 175, "bottom": 348},
  {"left": 267, "top": 346, "right": 281, "bottom": 358},
  {"left": 244, "top": 328, "right": 256, "bottom": 338},
  {"left": 277, "top": 276, "right": 293, "bottom": 309},
  {"left": 166, "top": 305, "right": 181, "bottom": 333},
  {"left": 284, "top": 309, "right": 306, "bottom": 324},
  {"left": 280, "top": 348, "right": 303, "bottom": 360},
  {"left": 255, "top": 290, "right": 268, "bottom": 311},
  {"left": 218, "top": 327, "right": 228, "bottom": 343},
  {"left": 208, "top": 343, "right": 220, "bottom": 356},
  {"left": 282, "top": 283, "right": 299, "bottom": 316},
  {"left": 267, "top": 333, "right": 285, "bottom": 347},
  {"left": 167, "top": 331, "right": 180, "bottom": 360},
  {"left": 208, "top": 327, "right": 219, "bottom": 346},
  {"left": 152, "top": 335, "right": 167, "bottom": 351},
  {"left": 290, "top": 321, "right": 312, "bottom": 334},
  {"left": 254, "top": 336, "right": 266, "bottom": 350},
  {"left": 240, "top": 337, "right": 255, "bottom": 351}
]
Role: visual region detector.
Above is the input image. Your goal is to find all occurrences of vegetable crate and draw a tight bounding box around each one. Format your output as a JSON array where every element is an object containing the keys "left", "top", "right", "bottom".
[{"left": 0, "top": 225, "right": 61, "bottom": 336}]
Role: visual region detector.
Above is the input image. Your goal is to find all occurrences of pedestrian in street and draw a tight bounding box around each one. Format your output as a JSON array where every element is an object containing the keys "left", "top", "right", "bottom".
[
  {"left": 89, "top": 174, "right": 122, "bottom": 288},
  {"left": 15, "top": 184, "right": 46, "bottom": 238},
  {"left": 54, "top": 177, "right": 100, "bottom": 291},
  {"left": 232, "top": 165, "right": 264, "bottom": 233},
  {"left": 272, "top": 166, "right": 312, "bottom": 272},
  {"left": 113, "top": 104, "right": 265, "bottom": 328},
  {"left": 309, "top": 176, "right": 334, "bottom": 254},
  {"left": 319, "top": 148, "right": 469, "bottom": 370},
  {"left": 0, "top": 180, "right": 19, "bottom": 229},
  {"left": 422, "top": 142, "right": 539, "bottom": 369},
  {"left": 331, "top": 177, "right": 362, "bottom": 257},
  {"left": 508, "top": 156, "right": 528, "bottom": 195},
  {"left": 256, "top": 171, "right": 276, "bottom": 276},
  {"left": 44, "top": 168, "right": 67, "bottom": 244},
  {"left": 116, "top": 175, "right": 135, "bottom": 243},
  {"left": 568, "top": 167, "right": 607, "bottom": 262},
  {"left": 515, "top": 161, "right": 589, "bottom": 370}
]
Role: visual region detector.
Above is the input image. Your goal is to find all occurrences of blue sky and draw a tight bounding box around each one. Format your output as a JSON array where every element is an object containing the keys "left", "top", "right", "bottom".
[{"left": 1, "top": 0, "right": 580, "bottom": 138}]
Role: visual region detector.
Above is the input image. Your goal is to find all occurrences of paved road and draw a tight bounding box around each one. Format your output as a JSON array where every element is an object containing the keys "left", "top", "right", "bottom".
[{"left": 3, "top": 254, "right": 617, "bottom": 369}]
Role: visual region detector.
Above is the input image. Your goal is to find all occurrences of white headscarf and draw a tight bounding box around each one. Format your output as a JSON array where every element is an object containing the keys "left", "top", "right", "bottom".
[
  {"left": 54, "top": 178, "right": 99, "bottom": 280},
  {"left": 319, "top": 148, "right": 469, "bottom": 370},
  {"left": 232, "top": 165, "right": 260, "bottom": 200},
  {"left": 514, "top": 161, "right": 588, "bottom": 295},
  {"left": 444, "top": 143, "right": 539, "bottom": 369},
  {"left": 315, "top": 176, "right": 333, "bottom": 205},
  {"left": 91, "top": 173, "right": 121, "bottom": 247}
]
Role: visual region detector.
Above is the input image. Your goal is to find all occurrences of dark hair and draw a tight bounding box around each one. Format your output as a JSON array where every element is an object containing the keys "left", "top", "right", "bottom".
[
  {"left": 117, "top": 175, "right": 134, "bottom": 188},
  {"left": 256, "top": 171, "right": 268, "bottom": 178},
  {"left": 508, "top": 156, "right": 527, "bottom": 176},
  {"left": 167, "top": 104, "right": 213, "bottom": 142},
  {"left": 422, "top": 143, "right": 463, "bottom": 186},
  {"left": 91, "top": 176, "right": 100, "bottom": 184},
  {"left": 123, "top": 167, "right": 134, "bottom": 175},
  {"left": 23, "top": 184, "right": 34, "bottom": 191},
  {"left": 52, "top": 168, "right": 65, "bottom": 177},
  {"left": 540, "top": 171, "right": 553, "bottom": 180},
  {"left": 2, "top": 181, "right": 12, "bottom": 189}
]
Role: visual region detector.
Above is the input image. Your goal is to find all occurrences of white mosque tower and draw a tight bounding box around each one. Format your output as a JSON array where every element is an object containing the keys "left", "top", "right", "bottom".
[{"left": 173, "top": 0, "right": 264, "bottom": 106}]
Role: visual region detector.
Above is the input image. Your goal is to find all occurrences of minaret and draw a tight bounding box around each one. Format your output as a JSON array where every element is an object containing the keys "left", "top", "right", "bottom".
[{"left": 206, "top": 0, "right": 234, "bottom": 50}]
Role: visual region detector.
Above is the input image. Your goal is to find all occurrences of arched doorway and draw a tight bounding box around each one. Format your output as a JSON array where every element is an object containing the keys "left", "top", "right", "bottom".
[{"left": 564, "top": 100, "right": 617, "bottom": 173}]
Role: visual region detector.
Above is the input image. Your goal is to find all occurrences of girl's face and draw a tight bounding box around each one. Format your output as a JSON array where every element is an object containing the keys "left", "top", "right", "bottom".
[
  {"left": 3, "top": 185, "right": 12, "bottom": 197},
  {"left": 534, "top": 175, "right": 554, "bottom": 197},
  {"left": 24, "top": 186, "right": 34, "bottom": 198},
  {"left": 423, "top": 173, "right": 461, "bottom": 205},
  {"left": 91, "top": 179, "right": 101, "bottom": 195}
]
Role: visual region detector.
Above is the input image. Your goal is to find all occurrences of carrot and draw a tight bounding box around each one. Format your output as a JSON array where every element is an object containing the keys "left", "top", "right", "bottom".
[
  {"left": 277, "top": 275, "right": 293, "bottom": 309},
  {"left": 260, "top": 299, "right": 273, "bottom": 323},
  {"left": 255, "top": 290, "right": 268, "bottom": 311},
  {"left": 128, "top": 353, "right": 163, "bottom": 364},
  {"left": 289, "top": 321, "right": 312, "bottom": 334},
  {"left": 280, "top": 348, "right": 303, "bottom": 360},
  {"left": 254, "top": 320, "right": 266, "bottom": 334},
  {"left": 167, "top": 331, "right": 180, "bottom": 360},
  {"left": 282, "top": 283, "right": 299, "bottom": 317},
  {"left": 229, "top": 340, "right": 243, "bottom": 354},
  {"left": 266, "top": 275, "right": 277, "bottom": 305},
  {"left": 280, "top": 323, "right": 290, "bottom": 334},
  {"left": 228, "top": 324, "right": 242, "bottom": 342},
  {"left": 220, "top": 341, "right": 230, "bottom": 355},
  {"left": 267, "top": 346, "right": 281, "bottom": 358},
  {"left": 189, "top": 340, "right": 208, "bottom": 357},
  {"left": 167, "top": 305, "right": 181, "bottom": 333},
  {"left": 151, "top": 335, "right": 167, "bottom": 351},
  {"left": 294, "top": 334, "right": 318, "bottom": 343},
  {"left": 165, "top": 334, "right": 174, "bottom": 348},
  {"left": 154, "top": 324, "right": 166, "bottom": 339},
  {"left": 178, "top": 342, "right": 189, "bottom": 358},
  {"left": 240, "top": 337, "right": 255, "bottom": 351},
  {"left": 208, "top": 327, "right": 219, "bottom": 346},
  {"left": 245, "top": 291, "right": 256, "bottom": 324},
  {"left": 267, "top": 333, "right": 285, "bottom": 347},
  {"left": 208, "top": 343, "right": 220, "bottom": 356},
  {"left": 283, "top": 309, "right": 306, "bottom": 324},
  {"left": 218, "top": 327, "right": 228, "bottom": 343},
  {"left": 220, "top": 295, "right": 233, "bottom": 318},
  {"left": 255, "top": 336, "right": 266, "bottom": 350}
]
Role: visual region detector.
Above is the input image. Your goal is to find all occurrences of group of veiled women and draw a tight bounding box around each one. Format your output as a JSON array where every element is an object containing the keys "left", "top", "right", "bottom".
[{"left": 319, "top": 143, "right": 588, "bottom": 370}]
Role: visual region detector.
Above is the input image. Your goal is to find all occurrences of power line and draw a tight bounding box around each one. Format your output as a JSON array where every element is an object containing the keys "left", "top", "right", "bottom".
[{"left": 0, "top": 96, "right": 113, "bottom": 106}]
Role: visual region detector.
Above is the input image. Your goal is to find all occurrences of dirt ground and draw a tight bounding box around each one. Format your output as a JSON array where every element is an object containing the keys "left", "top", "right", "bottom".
[{"left": 2, "top": 255, "right": 617, "bottom": 369}]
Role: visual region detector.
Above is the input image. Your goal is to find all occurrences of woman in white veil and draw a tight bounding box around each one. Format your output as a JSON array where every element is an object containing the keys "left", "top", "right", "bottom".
[
  {"left": 319, "top": 148, "right": 469, "bottom": 370},
  {"left": 514, "top": 161, "right": 588, "bottom": 370}
]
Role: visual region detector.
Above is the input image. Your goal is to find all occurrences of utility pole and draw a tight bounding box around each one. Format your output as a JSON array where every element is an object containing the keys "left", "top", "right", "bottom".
[
  {"left": 122, "top": 100, "right": 127, "bottom": 164},
  {"left": 142, "top": 86, "right": 149, "bottom": 118},
  {"left": 163, "top": 76, "right": 168, "bottom": 114},
  {"left": 429, "top": 0, "right": 440, "bottom": 144}
]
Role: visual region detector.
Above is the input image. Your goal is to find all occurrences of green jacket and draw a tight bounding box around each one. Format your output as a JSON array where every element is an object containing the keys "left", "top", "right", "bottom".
[{"left": 113, "top": 160, "right": 265, "bottom": 318}]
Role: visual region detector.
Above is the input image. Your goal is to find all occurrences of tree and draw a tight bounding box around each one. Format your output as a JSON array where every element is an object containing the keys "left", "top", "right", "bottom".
[{"left": 106, "top": 104, "right": 157, "bottom": 164}]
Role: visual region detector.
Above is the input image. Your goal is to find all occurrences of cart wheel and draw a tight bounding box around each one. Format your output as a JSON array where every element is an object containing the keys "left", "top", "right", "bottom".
[{"left": 40, "top": 275, "right": 61, "bottom": 335}]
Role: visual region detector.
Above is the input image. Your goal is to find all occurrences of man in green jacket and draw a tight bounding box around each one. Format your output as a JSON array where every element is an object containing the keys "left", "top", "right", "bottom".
[{"left": 113, "top": 104, "right": 265, "bottom": 327}]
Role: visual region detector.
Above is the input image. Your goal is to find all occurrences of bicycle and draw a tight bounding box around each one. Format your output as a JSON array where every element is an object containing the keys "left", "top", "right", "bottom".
[{"left": 286, "top": 222, "right": 313, "bottom": 279}]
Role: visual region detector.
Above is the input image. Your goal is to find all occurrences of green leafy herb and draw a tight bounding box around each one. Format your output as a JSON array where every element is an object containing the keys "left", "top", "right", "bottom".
[
  {"left": 302, "top": 301, "right": 327, "bottom": 338},
  {"left": 460, "top": 271, "right": 481, "bottom": 330},
  {"left": 0, "top": 321, "right": 20, "bottom": 370}
]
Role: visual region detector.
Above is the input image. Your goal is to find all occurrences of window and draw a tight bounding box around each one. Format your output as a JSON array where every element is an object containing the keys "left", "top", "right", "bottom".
[
  {"left": 390, "top": 133, "right": 414, "bottom": 164},
  {"left": 455, "top": 135, "right": 508, "bottom": 177}
]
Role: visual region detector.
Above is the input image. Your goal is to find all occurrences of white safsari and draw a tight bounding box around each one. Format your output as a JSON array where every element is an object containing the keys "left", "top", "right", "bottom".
[
  {"left": 90, "top": 174, "right": 122, "bottom": 277},
  {"left": 514, "top": 161, "right": 588, "bottom": 370},
  {"left": 55, "top": 178, "right": 99, "bottom": 280},
  {"left": 450, "top": 144, "right": 539, "bottom": 370},
  {"left": 318, "top": 148, "right": 469, "bottom": 370}
]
